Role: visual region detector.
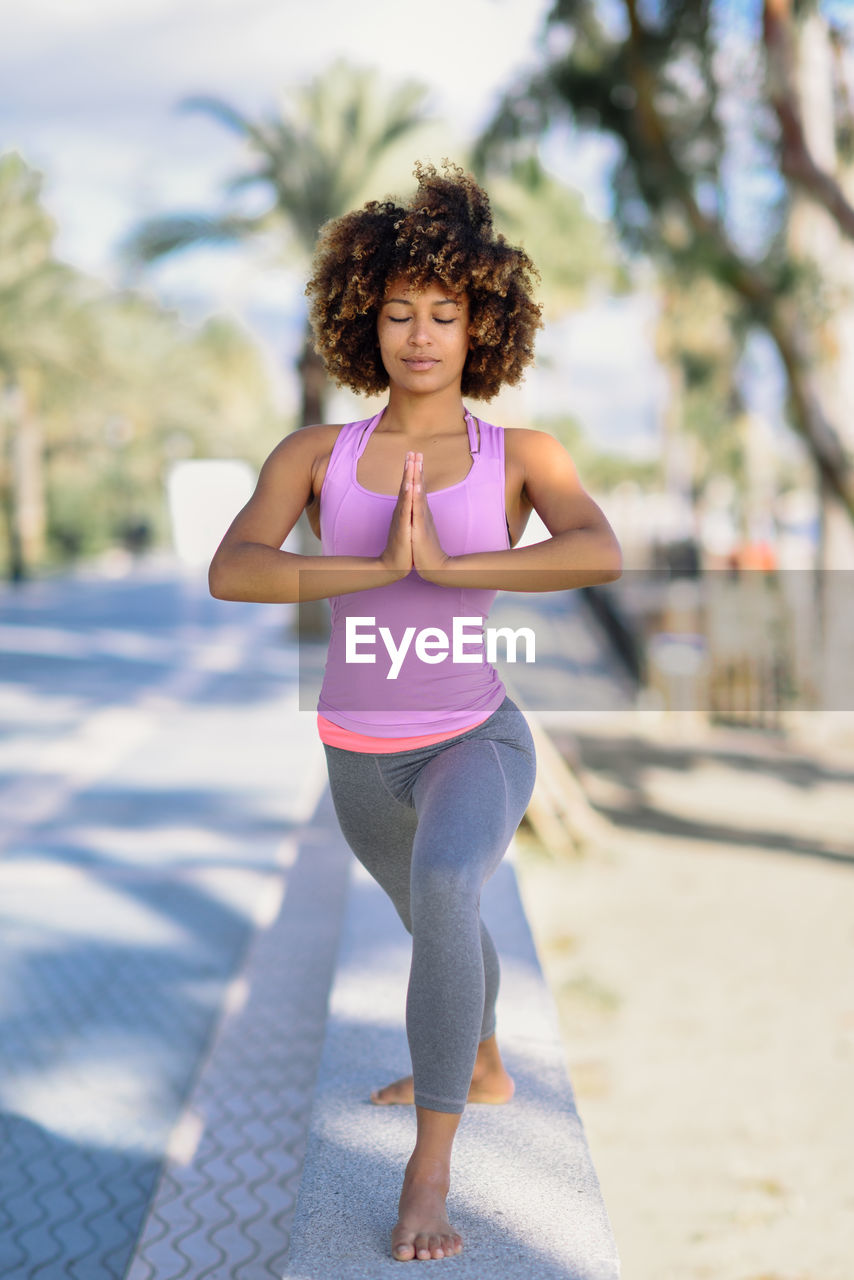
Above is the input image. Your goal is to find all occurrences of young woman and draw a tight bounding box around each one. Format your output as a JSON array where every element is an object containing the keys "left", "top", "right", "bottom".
[{"left": 209, "top": 162, "right": 622, "bottom": 1263}]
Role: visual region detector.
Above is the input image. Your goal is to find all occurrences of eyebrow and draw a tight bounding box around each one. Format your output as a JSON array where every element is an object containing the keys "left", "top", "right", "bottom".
[{"left": 384, "top": 297, "right": 460, "bottom": 307}]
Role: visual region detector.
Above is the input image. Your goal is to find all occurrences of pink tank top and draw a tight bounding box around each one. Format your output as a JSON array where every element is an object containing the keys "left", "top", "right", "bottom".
[{"left": 317, "top": 408, "right": 510, "bottom": 737}]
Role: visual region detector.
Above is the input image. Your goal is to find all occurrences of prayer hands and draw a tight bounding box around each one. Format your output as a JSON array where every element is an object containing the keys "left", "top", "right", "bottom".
[
  {"left": 411, "top": 452, "right": 452, "bottom": 580},
  {"left": 379, "top": 452, "right": 452, "bottom": 581}
]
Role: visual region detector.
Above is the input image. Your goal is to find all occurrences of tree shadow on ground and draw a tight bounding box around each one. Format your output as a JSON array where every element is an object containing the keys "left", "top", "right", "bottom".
[{"left": 559, "top": 730, "right": 854, "bottom": 867}]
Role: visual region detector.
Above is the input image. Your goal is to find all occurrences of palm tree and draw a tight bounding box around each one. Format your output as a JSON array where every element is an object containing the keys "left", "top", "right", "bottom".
[
  {"left": 0, "top": 152, "right": 95, "bottom": 578},
  {"left": 123, "top": 60, "right": 431, "bottom": 633},
  {"left": 123, "top": 59, "right": 431, "bottom": 428}
]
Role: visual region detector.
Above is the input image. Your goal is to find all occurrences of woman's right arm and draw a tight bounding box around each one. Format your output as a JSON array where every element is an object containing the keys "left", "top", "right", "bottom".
[{"left": 208, "top": 428, "right": 415, "bottom": 603}]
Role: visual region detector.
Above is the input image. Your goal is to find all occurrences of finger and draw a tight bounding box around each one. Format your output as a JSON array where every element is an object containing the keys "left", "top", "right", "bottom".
[
  {"left": 396, "top": 452, "right": 413, "bottom": 500},
  {"left": 403, "top": 461, "right": 414, "bottom": 514},
  {"left": 407, "top": 458, "right": 418, "bottom": 512},
  {"left": 396, "top": 454, "right": 415, "bottom": 512}
]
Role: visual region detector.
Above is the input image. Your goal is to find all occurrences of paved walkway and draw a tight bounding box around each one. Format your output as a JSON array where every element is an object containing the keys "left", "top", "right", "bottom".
[{"left": 0, "top": 559, "right": 623, "bottom": 1278}]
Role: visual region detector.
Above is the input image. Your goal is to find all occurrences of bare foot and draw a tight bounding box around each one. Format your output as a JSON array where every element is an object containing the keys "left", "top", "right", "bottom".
[
  {"left": 391, "top": 1158, "right": 462, "bottom": 1262},
  {"left": 372, "top": 1035, "right": 514, "bottom": 1106},
  {"left": 372, "top": 1069, "right": 514, "bottom": 1105}
]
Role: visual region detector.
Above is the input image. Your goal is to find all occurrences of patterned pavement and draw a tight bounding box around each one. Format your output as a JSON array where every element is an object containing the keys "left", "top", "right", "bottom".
[{"left": 0, "top": 561, "right": 328, "bottom": 1279}]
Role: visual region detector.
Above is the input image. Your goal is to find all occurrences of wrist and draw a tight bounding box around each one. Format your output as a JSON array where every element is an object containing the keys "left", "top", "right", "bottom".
[
  {"left": 376, "top": 554, "right": 412, "bottom": 583},
  {"left": 416, "top": 553, "right": 455, "bottom": 584}
]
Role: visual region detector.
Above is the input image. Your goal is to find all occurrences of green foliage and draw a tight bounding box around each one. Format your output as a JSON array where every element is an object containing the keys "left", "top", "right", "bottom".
[
  {"left": 475, "top": 153, "right": 626, "bottom": 317},
  {"left": 657, "top": 271, "right": 746, "bottom": 482},
  {"left": 0, "top": 152, "right": 93, "bottom": 380},
  {"left": 37, "top": 296, "right": 282, "bottom": 565},
  {"left": 480, "top": 1, "right": 732, "bottom": 265},
  {"left": 0, "top": 152, "right": 283, "bottom": 577},
  {"left": 478, "top": 0, "right": 854, "bottom": 508},
  {"left": 535, "top": 412, "right": 662, "bottom": 490}
]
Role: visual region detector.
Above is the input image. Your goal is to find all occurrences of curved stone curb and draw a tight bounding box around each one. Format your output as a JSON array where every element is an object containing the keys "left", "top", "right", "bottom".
[{"left": 285, "top": 855, "right": 621, "bottom": 1279}]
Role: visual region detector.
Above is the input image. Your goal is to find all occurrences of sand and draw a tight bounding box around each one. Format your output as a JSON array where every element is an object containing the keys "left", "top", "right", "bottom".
[{"left": 515, "top": 711, "right": 854, "bottom": 1280}]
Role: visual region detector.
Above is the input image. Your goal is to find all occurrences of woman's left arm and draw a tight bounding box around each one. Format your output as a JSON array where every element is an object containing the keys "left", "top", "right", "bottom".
[{"left": 413, "top": 429, "right": 623, "bottom": 592}]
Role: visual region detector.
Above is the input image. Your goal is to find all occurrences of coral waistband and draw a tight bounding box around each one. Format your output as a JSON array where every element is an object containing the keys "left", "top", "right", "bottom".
[{"left": 316, "top": 713, "right": 487, "bottom": 754}]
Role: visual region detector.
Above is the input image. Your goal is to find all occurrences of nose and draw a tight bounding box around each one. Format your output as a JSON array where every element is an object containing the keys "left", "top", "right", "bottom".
[{"left": 409, "top": 315, "right": 432, "bottom": 346}]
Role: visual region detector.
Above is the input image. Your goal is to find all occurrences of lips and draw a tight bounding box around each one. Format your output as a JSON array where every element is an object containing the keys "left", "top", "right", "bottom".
[{"left": 404, "top": 358, "right": 438, "bottom": 370}]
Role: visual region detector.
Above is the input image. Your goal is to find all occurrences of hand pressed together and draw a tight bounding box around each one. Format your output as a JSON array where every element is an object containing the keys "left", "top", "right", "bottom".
[{"left": 378, "top": 452, "right": 453, "bottom": 582}]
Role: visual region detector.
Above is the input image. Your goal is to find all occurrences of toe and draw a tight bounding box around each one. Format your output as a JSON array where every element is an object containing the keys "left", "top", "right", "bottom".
[{"left": 371, "top": 1075, "right": 415, "bottom": 1106}]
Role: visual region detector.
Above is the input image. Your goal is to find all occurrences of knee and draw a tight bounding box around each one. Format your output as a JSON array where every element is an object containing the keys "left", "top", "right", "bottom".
[{"left": 411, "top": 846, "right": 481, "bottom": 916}]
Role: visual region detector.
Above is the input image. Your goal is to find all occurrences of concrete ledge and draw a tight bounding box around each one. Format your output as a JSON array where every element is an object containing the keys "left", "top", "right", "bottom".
[{"left": 285, "top": 853, "right": 621, "bottom": 1279}]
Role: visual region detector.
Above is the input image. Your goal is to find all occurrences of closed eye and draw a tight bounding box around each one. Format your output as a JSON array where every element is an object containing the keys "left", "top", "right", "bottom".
[{"left": 386, "top": 315, "right": 457, "bottom": 325}]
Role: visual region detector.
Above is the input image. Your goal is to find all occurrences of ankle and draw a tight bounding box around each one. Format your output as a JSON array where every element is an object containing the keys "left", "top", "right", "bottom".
[
  {"left": 404, "top": 1153, "right": 451, "bottom": 1187},
  {"left": 473, "top": 1038, "right": 504, "bottom": 1076}
]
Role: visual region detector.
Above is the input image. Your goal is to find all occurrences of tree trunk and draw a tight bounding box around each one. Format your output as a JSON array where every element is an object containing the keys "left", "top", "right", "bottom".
[
  {"left": 2, "top": 381, "right": 45, "bottom": 581},
  {"left": 294, "top": 322, "right": 330, "bottom": 639},
  {"left": 618, "top": 0, "right": 854, "bottom": 519},
  {"left": 0, "top": 412, "right": 22, "bottom": 581},
  {"left": 784, "top": 7, "right": 854, "bottom": 710},
  {"left": 297, "top": 325, "right": 327, "bottom": 429}
]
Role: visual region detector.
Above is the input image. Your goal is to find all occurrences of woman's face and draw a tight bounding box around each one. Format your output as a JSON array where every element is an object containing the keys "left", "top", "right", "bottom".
[{"left": 377, "top": 275, "right": 470, "bottom": 394}]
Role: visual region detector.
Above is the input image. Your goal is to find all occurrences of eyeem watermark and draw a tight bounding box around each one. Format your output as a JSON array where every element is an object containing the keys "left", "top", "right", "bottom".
[{"left": 346, "top": 615, "right": 536, "bottom": 680}]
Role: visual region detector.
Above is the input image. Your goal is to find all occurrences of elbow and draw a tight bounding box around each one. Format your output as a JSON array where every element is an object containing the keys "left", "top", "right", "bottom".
[
  {"left": 208, "top": 553, "right": 233, "bottom": 600},
  {"left": 607, "top": 550, "right": 624, "bottom": 583},
  {"left": 601, "top": 555, "right": 623, "bottom": 585},
  {"left": 595, "top": 535, "right": 623, "bottom": 585}
]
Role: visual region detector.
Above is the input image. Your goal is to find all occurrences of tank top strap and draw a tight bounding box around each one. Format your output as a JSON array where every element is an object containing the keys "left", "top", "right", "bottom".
[
  {"left": 319, "top": 416, "right": 377, "bottom": 527},
  {"left": 465, "top": 411, "right": 502, "bottom": 461},
  {"left": 464, "top": 407, "right": 479, "bottom": 455},
  {"left": 354, "top": 409, "right": 385, "bottom": 459}
]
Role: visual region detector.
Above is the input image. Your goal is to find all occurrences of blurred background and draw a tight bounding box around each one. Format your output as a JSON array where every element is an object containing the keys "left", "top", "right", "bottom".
[{"left": 2, "top": 2, "right": 854, "bottom": 1279}]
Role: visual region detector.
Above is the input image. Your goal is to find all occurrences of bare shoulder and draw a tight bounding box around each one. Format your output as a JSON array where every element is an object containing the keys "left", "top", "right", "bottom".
[
  {"left": 263, "top": 422, "right": 344, "bottom": 469},
  {"left": 503, "top": 425, "right": 573, "bottom": 455},
  {"left": 503, "top": 427, "right": 583, "bottom": 484},
  {"left": 258, "top": 422, "right": 344, "bottom": 489}
]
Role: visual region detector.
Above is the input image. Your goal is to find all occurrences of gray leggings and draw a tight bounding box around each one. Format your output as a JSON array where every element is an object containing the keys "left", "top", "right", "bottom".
[{"left": 322, "top": 695, "right": 536, "bottom": 1114}]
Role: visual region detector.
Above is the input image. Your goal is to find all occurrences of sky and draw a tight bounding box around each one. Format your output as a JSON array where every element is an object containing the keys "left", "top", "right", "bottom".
[
  {"left": 0, "top": 0, "right": 671, "bottom": 456},
  {"left": 2, "top": 0, "right": 560, "bottom": 276}
]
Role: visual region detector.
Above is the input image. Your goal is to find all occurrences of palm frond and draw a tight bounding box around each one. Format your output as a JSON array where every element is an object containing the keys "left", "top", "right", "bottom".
[
  {"left": 118, "top": 212, "right": 262, "bottom": 265},
  {"left": 125, "top": 64, "right": 432, "bottom": 272},
  {"left": 178, "top": 95, "right": 272, "bottom": 153}
]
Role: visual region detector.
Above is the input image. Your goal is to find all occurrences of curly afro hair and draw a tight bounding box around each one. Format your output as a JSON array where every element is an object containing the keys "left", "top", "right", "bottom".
[{"left": 304, "top": 161, "right": 543, "bottom": 401}]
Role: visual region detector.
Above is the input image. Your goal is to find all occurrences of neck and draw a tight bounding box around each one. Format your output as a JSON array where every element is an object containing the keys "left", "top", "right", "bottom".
[{"left": 380, "top": 384, "right": 467, "bottom": 437}]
